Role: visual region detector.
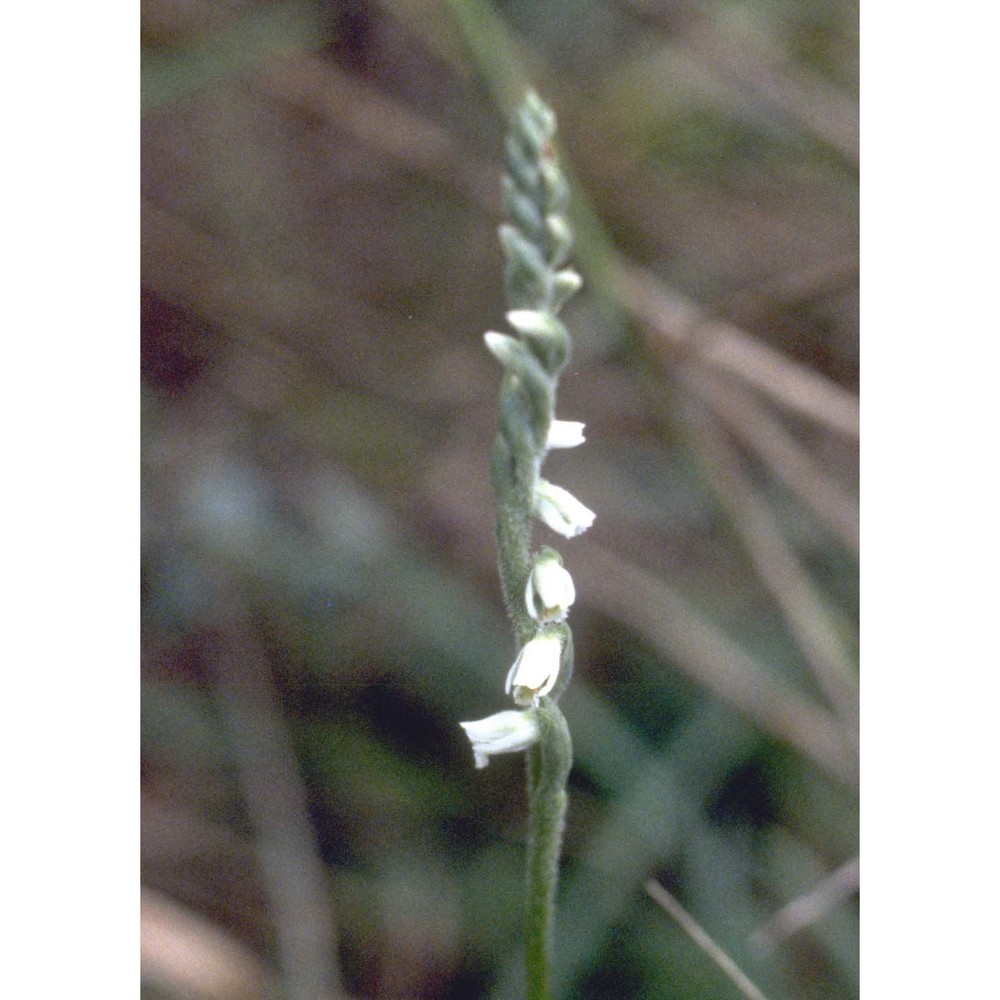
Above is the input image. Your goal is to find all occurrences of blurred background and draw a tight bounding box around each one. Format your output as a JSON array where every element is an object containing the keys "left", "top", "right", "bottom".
[{"left": 141, "top": 1, "right": 858, "bottom": 997}]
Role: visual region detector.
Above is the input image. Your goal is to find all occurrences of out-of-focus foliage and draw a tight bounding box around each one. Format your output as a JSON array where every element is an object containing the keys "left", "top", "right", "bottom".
[{"left": 141, "top": 1, "right": 858, "bottom": 997}]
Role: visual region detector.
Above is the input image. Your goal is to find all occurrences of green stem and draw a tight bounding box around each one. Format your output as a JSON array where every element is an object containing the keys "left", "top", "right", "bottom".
[
  {"left": 484, "top": 91, "right": 583, "bottom": 996},
  {"left": 525, "top": 700, "right": 573, "bottom": 1000},
  {"left": 492, "top": 421, "right": 537, "bottom": 646}
]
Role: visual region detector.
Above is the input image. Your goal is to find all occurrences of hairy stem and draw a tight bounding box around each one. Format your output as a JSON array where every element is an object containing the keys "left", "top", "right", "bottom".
[{"left": 525, "top": 700, "right": 572, "bottom": 1000}]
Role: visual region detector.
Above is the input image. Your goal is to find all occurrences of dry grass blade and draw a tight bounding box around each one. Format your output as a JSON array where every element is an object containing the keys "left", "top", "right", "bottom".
[
  {"left": 751, "top": 856, "right": 860, "bottom": 953},
  {"left": 259, "top": 52, "right": 496, "bottom": 207},
  {"left": 645, "top": 879, "right": 771, "bottom": 1000},
  {"left": 676, "top": 15, "right": 858, "bottom": 164},
  {"left": 683, "top": 368, "right": 859, "bottom": 552},
  {"left": 618, "top": 262, "right": 859, "bottom": 437},
  {"left": 680, "top": 398, "right": 859, "bottom": 746},
  {"left": 618, "top": 1, "right": 858, "bottom": 163},
  {"left": 576, "top": 541, "right": 857, "bottom": 785},
  {"left": 141, "top": 887, "right": 278, "bottom": 1000},
  {"left": 209, "top": 608, "right": 348, "bottom": 1000}
]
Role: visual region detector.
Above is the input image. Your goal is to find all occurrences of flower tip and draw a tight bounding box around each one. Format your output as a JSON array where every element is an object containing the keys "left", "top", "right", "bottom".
[
  {"left": 565, "top": 509, "right": 595, "bottom": 537},
  {"left": 483, "top": 331, "right": 510, "bottom": 355},
  {"left": 546, "top": 420, "right": 586, "bottom": 449}
]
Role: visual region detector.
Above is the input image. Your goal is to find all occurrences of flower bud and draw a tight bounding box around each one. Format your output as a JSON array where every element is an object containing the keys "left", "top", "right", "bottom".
[
  {"left": 506, "top": 309, "right": 560, "bottom": 340},
  {"left": 483, "top": 331, "right": 525, "bottom": 366},
  {"left": 551, "top": 268, "right": 583, "bottom": 312}
]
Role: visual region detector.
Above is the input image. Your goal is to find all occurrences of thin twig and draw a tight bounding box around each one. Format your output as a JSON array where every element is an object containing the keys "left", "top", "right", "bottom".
[{"left": 645, "top": 879, "right": 771, "bottom": 1000}]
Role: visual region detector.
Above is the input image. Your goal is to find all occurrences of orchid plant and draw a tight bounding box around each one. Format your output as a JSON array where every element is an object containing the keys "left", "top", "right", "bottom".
[{"left": 460, "top": 91, "right": 590, "bottom": 1000}]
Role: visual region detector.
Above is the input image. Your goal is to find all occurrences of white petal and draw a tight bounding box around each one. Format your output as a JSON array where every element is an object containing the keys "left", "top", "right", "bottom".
[
  {"left": 526, "top": 557, "right": 575, "bottom": 623},
  {"left": 546, "top": 420, "right": 586, "bottom": 449},
  {"left": 459, "top": 710, "right": 539, "bottom": 768},
  {"left": 534, "top": 480, "right": 596, "bottom": 538},
  {"left": 506, "top": 634, "right": 562, "bottom": 706}
]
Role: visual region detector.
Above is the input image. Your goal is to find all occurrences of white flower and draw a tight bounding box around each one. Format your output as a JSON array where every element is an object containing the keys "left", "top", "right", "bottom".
[
  {"left": 505, "top": 633, "right": 562, "bottom": 706},
  {"left": 546, "top": 420, "right": 586, "bottom": 449},
  {"left": 526, "top": 554, "right": 575, "bottom": 623},
  {"left": 459, "top": 710, "right": 540, "bottom": 769},
  {"left": 534, "top": 479, "right": 596, "bottom": 538}
]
